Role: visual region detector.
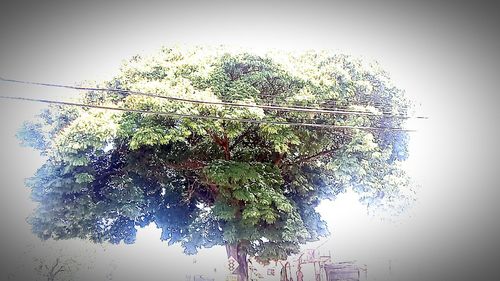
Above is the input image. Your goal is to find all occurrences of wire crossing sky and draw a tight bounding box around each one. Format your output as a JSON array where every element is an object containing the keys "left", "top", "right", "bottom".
[
  {"left": 0, "top": 77, "right": 428, "bottom": 119},
  {"left": 0, "top": 95, "right": 416, "bottom": 131}
]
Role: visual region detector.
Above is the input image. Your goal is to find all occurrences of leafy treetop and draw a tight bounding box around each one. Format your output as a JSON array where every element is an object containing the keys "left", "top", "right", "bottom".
[{"left": 18, "top": 46, "right": 415, "bottom": 264}]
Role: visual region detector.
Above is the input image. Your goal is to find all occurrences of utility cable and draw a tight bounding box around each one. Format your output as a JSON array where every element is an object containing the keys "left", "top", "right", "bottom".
[
  {"left": 0, "top": 95, "right": 415, "bottom": 132},
  {"left": 0, "top": 77, "right": 427, "bottom": 119}
]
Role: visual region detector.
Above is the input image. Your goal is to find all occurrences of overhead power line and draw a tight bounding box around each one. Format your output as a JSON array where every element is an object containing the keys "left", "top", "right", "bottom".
[
  {"left": 225, "top": 98, "right": 413, "bottom": 117},
  {"left": 237, "top": 94, "right": 413, "bottom": 112},
  {"left": 0, "top": 95, "right": 415, "bottom": 132},
  {"left": 0, "top": 77, "right": 427, "bottom": 119}
]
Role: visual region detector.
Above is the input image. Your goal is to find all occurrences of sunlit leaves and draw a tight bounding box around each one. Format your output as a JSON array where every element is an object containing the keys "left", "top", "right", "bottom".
[
  {"left": 74, "top": 173, "right": 94, "bottom": 184},
  {"left": 51, "top": 111, "right": 118, "bottom": 167}
]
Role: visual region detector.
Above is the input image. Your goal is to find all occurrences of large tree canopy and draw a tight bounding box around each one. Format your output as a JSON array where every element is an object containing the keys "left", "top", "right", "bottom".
[{"left": 18, "top": 46, "right": 415, "bottom": 280}]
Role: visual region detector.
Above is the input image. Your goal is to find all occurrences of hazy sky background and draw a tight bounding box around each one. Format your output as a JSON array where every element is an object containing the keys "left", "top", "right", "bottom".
[{"left": 1, "top": 1, "right": 499, "bottom": 281}]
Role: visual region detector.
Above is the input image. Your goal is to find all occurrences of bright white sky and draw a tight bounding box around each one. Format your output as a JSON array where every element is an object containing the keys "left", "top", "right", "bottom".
[{"left": 1, "top": 1, "right": 499, "bottom": 281}]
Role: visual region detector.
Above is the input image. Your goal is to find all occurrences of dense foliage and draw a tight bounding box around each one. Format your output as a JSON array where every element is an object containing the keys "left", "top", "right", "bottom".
[{"left": 18, "top": 46, "right": 414, "bottom": 272}]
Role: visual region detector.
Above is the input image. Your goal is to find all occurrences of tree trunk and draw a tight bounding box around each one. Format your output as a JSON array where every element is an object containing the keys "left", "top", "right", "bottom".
[{"left": 226, "top": 243, "right": 248, "bottom": 281}]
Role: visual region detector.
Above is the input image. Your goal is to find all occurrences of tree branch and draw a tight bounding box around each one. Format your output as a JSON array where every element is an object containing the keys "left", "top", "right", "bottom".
[
  {"left": 53, "top": 266, "right": 65, "bottom": 277},
  {"left": 222, "top": 132, "right": 230, "bottom": 161},
  {"left": 273, "top": 152, "right": 285, "bottom": 166},
  {"left": 229, "top": 127, "right": 253, "bottom": 150},
  {"left": 209, "top": 131, "right": 231, "bottom": 160},
  {"left": 49, "top": 258, "right": 60, "bottom": 276},
  {"left": 289, "top": 148, "right": 336, "bottom": 166}
]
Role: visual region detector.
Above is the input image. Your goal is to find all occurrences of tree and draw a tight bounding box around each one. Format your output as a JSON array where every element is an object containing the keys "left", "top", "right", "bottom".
[
  {"left": 6, "top": 241, "right": 118, "bottom": 281},
  {"left": 7, "top": 244, "right": 76, "bottom": 281},
  {"left": 18, "top": 46, "right": 415, "bottom": 281},
  {"left": 34, "top": 257, "right": 75, "bottom": 281}
]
